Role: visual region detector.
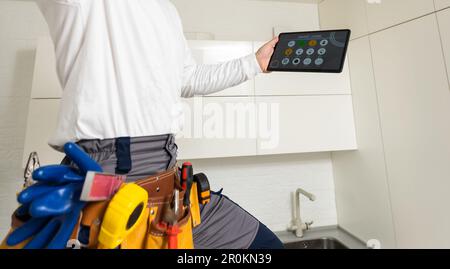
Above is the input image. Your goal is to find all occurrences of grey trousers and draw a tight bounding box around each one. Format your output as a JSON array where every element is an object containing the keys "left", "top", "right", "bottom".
[{"left": 64, "top": 134, "right": 260, "bottom": 249}]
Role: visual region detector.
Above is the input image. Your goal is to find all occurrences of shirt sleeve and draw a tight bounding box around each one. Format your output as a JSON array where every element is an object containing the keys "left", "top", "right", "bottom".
[
  {"left": 181, "top": 39, "right": 262, "bottom": 98},
  {"left": 35, "top": 0, "right": 84, "bottom": 87},
  {"left": 163, "top": 1, "right": 262, "bottom": 98}
]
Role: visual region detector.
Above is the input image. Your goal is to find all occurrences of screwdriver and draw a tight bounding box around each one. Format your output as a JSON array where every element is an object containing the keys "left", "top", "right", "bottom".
[{"left": 181, "top": 162, "right": 193, "bottom": 206}]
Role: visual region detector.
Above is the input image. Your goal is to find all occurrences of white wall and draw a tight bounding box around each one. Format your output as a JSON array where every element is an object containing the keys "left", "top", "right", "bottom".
[
  {"left": 0, "top": 0, "right": 49, "bottom": 239},
  {"left": 171, "top": 0, "right": 320, "bottom": 41},
  {"left": 320, "top": 0, "right": 450, "bottom": 248},
  {"left": 0, "top": 0, "right": 338, "bottom": 239}
]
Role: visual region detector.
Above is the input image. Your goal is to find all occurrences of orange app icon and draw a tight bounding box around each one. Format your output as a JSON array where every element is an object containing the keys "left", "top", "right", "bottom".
[
  {"left": 308, "top": 40, "right": 318, "bottom": 47},
  {"left": 284, "top": 48, "right": 293, "bottom": 56}
]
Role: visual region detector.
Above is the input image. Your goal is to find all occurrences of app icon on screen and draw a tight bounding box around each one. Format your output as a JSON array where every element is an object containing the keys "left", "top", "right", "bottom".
[
  {"left": 297, "top": 40, "right": 307, "bottom": 47},
  {"left": 320, "top": 39, "right": 329, "bottom": 46},
  {"left": 282, "top": 58, "right": 290, "bottom": 65},
  {"left": 308, "top": 40, "right": 318, "bottom": 47},
  {"left": 315, "top": 58, "right": 324, "bottom": 66},
  {"left": 284, "top": 48, "right": 293, "bottom": 56}
]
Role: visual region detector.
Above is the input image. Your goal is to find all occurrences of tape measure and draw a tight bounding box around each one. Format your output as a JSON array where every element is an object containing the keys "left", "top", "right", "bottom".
[{"left": 98, "top": 184, "right": 148, "bottom": 249}]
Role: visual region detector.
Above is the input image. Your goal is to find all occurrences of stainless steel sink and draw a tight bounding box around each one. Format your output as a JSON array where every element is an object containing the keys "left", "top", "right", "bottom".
[{"left": 284, "top": 237, "right": 349, "bottom": 249}]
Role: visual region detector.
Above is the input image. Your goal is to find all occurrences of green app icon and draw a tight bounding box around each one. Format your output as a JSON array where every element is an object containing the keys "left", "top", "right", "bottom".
[{"left": 297, "top": 40, "right": 307, "bottom": 47}]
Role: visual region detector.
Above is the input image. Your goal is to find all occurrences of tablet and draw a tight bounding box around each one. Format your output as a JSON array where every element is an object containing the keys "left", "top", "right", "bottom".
[{"left": 268, "top": 29, "right": 351, "bottom": 73}]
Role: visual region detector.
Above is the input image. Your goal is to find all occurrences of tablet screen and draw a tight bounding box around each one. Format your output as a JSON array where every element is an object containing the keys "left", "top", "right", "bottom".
[{"left": 268, "top": 30, "right": 351, "bottom": 73}]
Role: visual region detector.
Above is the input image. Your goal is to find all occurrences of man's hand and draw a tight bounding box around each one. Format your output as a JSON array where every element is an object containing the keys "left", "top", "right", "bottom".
[{"left": 256, "top": 37, "right": 279, "bottom": 73}]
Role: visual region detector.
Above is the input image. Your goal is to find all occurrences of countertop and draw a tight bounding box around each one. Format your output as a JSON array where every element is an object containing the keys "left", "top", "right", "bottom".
[{"left": 275, "top": 226, "right": 367, "bottom": 249}]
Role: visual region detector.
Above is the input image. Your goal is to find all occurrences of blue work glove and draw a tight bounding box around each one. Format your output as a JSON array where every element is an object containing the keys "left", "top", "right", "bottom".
[{"left": 6, "top": 143, "right": 102, "bottom": 249}]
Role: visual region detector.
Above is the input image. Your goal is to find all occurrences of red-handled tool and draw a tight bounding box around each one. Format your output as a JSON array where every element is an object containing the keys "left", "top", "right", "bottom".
[
  {"left": 162, "top": 190, "right": 181, "bottom": 249},
  {"left": 181, "top": 162, "right": 194, "bottom": 206},
  {"left": 166, "top": 224, "right": 180, "bottom": 249}
]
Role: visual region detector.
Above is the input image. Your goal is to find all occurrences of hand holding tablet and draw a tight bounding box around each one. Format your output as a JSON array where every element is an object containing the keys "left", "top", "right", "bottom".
[{"left": 268, "top": 29, "right": 351, "bottom": 73}]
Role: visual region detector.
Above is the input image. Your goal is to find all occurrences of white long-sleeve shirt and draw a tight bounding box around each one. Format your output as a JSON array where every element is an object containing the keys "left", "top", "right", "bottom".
[{"left": 35, "top": 0, "right": 262, "bottom": 150}]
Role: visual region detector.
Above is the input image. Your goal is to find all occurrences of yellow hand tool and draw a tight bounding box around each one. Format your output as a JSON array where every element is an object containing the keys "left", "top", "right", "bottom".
[
  {"left": 193, "top": 173, "right": 211, "bottom": 205},
  {"left": 98, "top": 184, "right": 148, "bottom": 249}
]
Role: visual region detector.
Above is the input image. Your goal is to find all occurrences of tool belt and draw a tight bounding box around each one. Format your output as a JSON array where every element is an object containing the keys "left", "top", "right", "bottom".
[{"left": 1, "top": 165, "right": 211, "bottom": 250}]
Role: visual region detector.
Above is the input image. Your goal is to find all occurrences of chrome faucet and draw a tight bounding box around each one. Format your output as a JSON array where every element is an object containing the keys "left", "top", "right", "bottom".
[{"left": 288, "top": 188, "right": 316, "bottom": 238}]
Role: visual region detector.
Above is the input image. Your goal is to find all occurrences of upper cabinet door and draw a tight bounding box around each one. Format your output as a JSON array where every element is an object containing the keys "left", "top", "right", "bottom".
[
  {"left": 31, "top": 37, "right": 62, "bottom": 98},
  {"left": 256, "top": 95, "right": 357, "bottom": 155},
  {"left": 31, "top": 39, "right": 255, "bottom": 98},
  {"left": 319, "top": 0, "right": 369, "bottom": 40},
  {"left": 437, "top": 8, "right": 450, "bottom": 81},
  {"left": 366, "top": 0, "right": 435, "bottom": 33},
  {"left": 435, "top": 0, "right": 450, "bottom": 10},
  {"left": 23, "top": 99, "right": 65, "bottom": 165},
  {"left": 187, "top": 40, "right": 255, "bottom": 96},
  {"left": 253, "top": 42, "right": 351, "bottom": 96}
]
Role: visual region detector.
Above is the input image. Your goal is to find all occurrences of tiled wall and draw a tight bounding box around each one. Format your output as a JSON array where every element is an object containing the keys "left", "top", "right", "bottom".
[
  {"left": 185, "top": 152, "right": 337, "bottom": 232},
  {"left": 0, "top": 0, "right": 338, "bottom": 239}
]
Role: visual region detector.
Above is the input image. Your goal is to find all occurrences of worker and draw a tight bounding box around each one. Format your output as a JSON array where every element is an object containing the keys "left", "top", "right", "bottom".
[{"left": 33, "top": 0, "right": 283, "bottom": 249}]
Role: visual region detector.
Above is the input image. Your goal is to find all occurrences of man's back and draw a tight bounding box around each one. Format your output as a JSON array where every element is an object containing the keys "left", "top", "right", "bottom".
[
  {"left": 27, "top": 0, "right": 280, "bottom": 250},
  {"left": 37, "top": 0, "right": 188, "bottom": 149}
]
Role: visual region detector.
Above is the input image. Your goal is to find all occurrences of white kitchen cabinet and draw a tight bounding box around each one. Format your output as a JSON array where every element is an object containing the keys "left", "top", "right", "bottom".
[
  {"left": 366, "top": 0, "right": 435, "bottom": 33},
  {"left": 256, "top": 95, "right": 357, "bottom": 155},
  {"left": 435, "top": 0, "right": 450, "bottom": 10},
  {"left": 318, "top": 0, "right": 369, "bottom": 40},
  {"left": 25, "top": 38, "right": 357, "bottom": 163},
  {"left": 437, "top": 8, "right": 450, "bottom": 82},
  {"left": 31, "top": 38, "right": 255, "bottom": 98},
  {"left": 178, "top": 96, "right": 257, "bottom": 160},
  {"left": 187, "top": 40, "right": 254, "bottom": 96},
  {"left": 23, "top": 99, "right": 64, "bottom": 166},
  {"left": 23, "top": 95, "right": 357, "bottom": 162},
  {"left": 30, "top": 37, "right": 62, "bottom": 99},
  {"left": 253, "top": 42, "right": 351, "bottom": 96},
  {"left": 23, "top": 97, "right": 257, "bottom": 164},
  {"left": 331, "top": 37, "right": 396, "bottom": 248},
  {"left": 370, "top": 15, "right": 450, "bottom": 248}
]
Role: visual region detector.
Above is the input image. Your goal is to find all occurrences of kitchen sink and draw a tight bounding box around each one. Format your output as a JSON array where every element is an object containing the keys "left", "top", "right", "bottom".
[{"left": 284, "top": 237, "right": 349, "bottom": 249}]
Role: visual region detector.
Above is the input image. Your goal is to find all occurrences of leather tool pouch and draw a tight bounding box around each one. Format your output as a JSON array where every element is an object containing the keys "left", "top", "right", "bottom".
[
  {"left": 1, "top": 166, "right": 204, "bottom": 250},
  {"left": 144, "top": 205, "right": 194, "bottom": 249},
  {"left": 121, "top": 167, "right": 197, "bottom": 249}
]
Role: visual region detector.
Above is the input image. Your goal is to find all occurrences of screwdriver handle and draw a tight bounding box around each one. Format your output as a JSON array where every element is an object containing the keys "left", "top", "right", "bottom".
[{"left": 181, "top": 162, "right": 193, "bottom": 206}]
